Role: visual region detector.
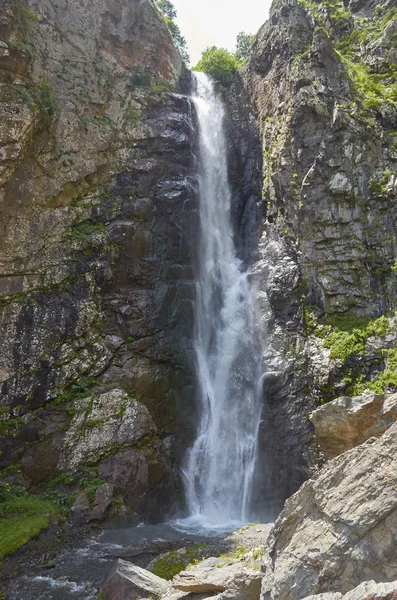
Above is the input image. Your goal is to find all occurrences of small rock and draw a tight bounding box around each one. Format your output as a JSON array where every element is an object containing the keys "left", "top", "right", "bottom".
[{"left": 70, "top": 491, "right": 91, "bottom": 524}]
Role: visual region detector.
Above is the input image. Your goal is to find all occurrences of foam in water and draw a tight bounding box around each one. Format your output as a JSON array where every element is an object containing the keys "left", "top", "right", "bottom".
[{"left": 182, "top": 72, "right": 264, "bottom": 529}]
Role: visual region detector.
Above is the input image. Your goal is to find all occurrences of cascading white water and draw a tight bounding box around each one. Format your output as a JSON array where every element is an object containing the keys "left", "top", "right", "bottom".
[{"left": 182, "top": 72, "right": 264, "bottom": 529}]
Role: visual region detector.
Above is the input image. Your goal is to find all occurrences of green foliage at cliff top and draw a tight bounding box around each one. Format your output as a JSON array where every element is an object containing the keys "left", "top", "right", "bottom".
[
  {"left": 155, "top": 0, "right": 189, "bottom": 64},
  {"left": 194, "top": 47, "right": 240, "bottom": 86},
  {"left": 235, "top": 32, "right": 255, "bottom": 63},
  {"left": 0, "top": 483, "right": 62, "bottom": 559},
  {"left": 193, "top": 31, "right": 254, "bottom": 86}
]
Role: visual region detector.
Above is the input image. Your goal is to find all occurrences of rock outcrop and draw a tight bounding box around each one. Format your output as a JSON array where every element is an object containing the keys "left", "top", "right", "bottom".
[
  {"left": 261, "top": 421, "right": 397, "bottom": 600},
  {"left": 310, "top": 391, "right": 397, "bottom": 459},
  {"left": 173, "top": 558, "right": 261, "bottom": 595}
]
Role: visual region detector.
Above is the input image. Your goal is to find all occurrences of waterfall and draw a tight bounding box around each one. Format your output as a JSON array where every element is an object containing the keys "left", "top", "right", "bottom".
[{"left": 182, "top": 72, "right": 264, "bottom": 528}]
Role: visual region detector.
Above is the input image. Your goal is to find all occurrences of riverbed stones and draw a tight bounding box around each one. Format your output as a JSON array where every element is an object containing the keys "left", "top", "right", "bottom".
[
  {"left": 100, "top": 559, "right": 171, "bottom": 600},
  {"left": 310, "top": 392, "right": 397, "bottom": 459},
  {"left": 261, "top": 421, "right": 397, "bottom": 600}
]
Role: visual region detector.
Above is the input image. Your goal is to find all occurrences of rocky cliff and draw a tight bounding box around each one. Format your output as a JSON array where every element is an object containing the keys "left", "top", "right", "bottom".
[
  {"left": 0, "top": 0, "right": 198, "bottom": 521},
  {"left": 236, "top": 0, "right": 397, "bottom": 505}
]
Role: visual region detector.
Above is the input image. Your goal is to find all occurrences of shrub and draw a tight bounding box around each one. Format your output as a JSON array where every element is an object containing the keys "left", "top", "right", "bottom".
[{"left": 194, "top": 46, "right": 239, "bottom": 86}]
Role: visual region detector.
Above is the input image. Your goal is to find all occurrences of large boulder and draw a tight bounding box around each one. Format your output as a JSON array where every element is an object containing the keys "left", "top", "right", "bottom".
[
  {"left": 172, "top": 557, "right": 261, "bottom": 598},
  {"left": 261, "top": 421, "right": 397, "bottom": 600},
  {"left": 310, "top": 392, "right": 397, "bottom": 459},
  {"left": 100, "top": 559, "right": 171, "bottom": 600}
]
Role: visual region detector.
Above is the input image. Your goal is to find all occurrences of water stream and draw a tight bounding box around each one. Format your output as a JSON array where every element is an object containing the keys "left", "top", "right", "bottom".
[{"left": 181, "top": 73, "right": 264, "bottom": 529}]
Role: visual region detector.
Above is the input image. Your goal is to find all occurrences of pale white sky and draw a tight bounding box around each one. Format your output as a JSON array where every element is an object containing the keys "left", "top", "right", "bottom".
[{"left": 171, "top": 0, "right": 272, "bottom": 66}]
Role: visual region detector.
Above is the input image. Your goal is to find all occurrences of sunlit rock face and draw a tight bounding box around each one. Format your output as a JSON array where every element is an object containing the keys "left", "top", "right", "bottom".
[{"left": 0, "top": 0, "right": 196, "bottom": 520}]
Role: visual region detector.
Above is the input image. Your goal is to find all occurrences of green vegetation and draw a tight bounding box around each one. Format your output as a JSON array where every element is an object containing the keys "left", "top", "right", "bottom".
[
  {"left": 0, "top": 483, "right": 61, "bottom": 559},
  {"left": 369, "top": 170, "right": 397, "bottom": 195},
  {"left": 193, "top": 30, "right": 254, "bottom": 86},
  {"left": 6, "top": 80, "right": 57, "bottom": 116},
  {"left": 297, "top": 0, "right": 350, "bottom": 25},
  {"left": 126, "top": 106, "right": 141, "bottom": 120},
  {"left": 128, "top": 71, "right": 172, "bottom": 94},
  {"left": 0, "top": 417, "right": 23, "bottom": 436},
  {"left": 155, "top": 0, "right": 189, "bottom": 64},
  {"left": 337, "top": 56, "right": 397, "bottom": 112},
  {"left": 295, "top": 2, "right": 397, "bottom": 115},
  {"left": 43, "top": 489, "right": 76, "bottom": 515},
  {"left": 37, "top": 80, "right": 57, "bottom": 116},
  {"left": 320, "top": 314, "right": 389, "bottom": 361},
  {"left": 80, "top": 417, "right": 106, "bottom": 431},
  {"left": 306, "top": 309, "right": 397, "bottom": 397},
  {"left": 335, "top": 7, "right": 397, "bottom": 112},
  {"left": 350, "top": 347, "right": 397, "bottom": 395},
  {"left": 194, "top": 47, "right": 239, "bottom": 86},
  {"left": 69, "top": 220, "right": 105, "bottom": 241},
  {"left": 51, "top": 377, "right": 97, "bottom": 407},
  {"left": 16, "top": 5, "right": 38, "bottom": 44},
  {"left": 234, "top": 32, "right": 255, "bottom": 63},
  {"left": 79, "top": 477, "right": 105, "bottom": 506},
  {"left": 152, "top": 551, "right": 187, "bottom": 580},
  {"left": 152, "top": 545, "right": 208, "bottom": 580}
]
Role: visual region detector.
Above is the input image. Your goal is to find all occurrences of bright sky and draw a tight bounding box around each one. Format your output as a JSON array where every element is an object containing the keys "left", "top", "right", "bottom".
[{"left": 171, "top": 0, "right": 272, "bottom": 66}]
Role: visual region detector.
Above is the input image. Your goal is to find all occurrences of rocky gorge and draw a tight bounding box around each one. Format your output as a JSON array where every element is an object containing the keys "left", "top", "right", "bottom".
[{"left": 1, "top": 0, "right": 397, "bottom": 597}]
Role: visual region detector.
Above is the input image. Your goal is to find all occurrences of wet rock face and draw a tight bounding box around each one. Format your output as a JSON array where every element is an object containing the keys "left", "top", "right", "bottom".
[{"left": 0, "top": 0, "right": 195, "bottom": 520}]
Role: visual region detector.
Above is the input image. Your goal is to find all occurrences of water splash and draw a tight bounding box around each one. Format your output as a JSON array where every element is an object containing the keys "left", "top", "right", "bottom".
[{"left": 182, "top": 72, "right": 264, "bottom": 528}]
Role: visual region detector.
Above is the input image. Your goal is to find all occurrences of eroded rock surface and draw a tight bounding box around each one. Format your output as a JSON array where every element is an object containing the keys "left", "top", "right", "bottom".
[{"left": 302, "top": 579, "right": 397, "bottom": 599}]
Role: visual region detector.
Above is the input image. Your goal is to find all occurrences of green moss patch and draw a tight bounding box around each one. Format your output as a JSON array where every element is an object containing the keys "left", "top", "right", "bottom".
[
  {"left": 0, "top": 484, "right": 61, "bottom": 559},
  {"left": 152, "top": 545, "right": 208, "bottom": 580}
]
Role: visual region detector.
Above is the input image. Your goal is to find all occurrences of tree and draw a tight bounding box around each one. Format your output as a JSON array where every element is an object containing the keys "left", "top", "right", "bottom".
[
  {"left": 235, "top": 32, "right": 254, "bottom": 63},
  {"left": 155, "top": 0, "right": 189, "bottom": 65},
  {"left": 194, "top": 46, "right": 238, "bottom": 86},
  {"left": 156, "top": 0, "right": 176, "bottom": 20}
]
